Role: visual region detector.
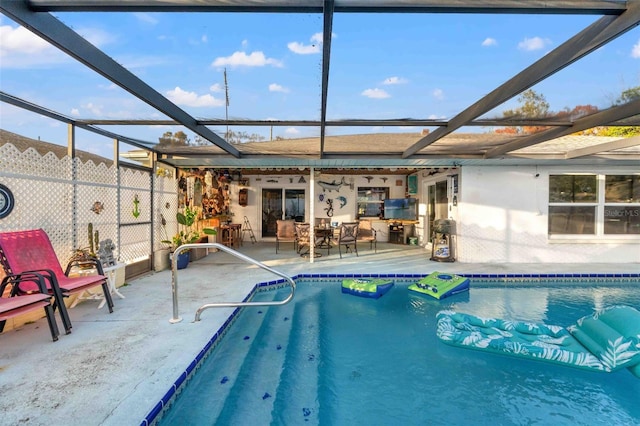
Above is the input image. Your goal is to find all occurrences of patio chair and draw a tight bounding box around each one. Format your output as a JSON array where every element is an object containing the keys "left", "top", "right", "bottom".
[
  {"left": 276, "top": 219, "right": 297, "bottom": 253},
  {"left": 337, "top": 222, "right": 359, "bottom": 259},
  {"left": 295, "top": 223, "right": 328, "bottom": 257},
  {"left": 0, "top": 229, "right": 114, "bottom": 334},
  {"left": 1, "top": 272, "right": 59, "bottom": 341},
  {"left": 357, "top": 219, "right": 377, "bottom": 253}
]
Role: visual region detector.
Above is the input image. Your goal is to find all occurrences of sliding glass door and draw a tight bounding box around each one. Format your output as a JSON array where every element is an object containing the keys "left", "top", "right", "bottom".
[{"left": 261, "top": 188, "right": 305, "bottom": 237}]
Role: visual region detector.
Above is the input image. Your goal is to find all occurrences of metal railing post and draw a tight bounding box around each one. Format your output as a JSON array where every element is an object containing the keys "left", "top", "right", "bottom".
[{"left": 169, "top": 243, "right": 296, "bottom": 323}]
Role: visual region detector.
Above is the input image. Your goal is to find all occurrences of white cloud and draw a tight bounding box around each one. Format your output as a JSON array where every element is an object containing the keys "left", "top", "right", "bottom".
[
  {"left": 166, "top": 86, "right": 225, "bottom": 107},
  {"left": 98, "top": 83, "right": 118, "bottom": 90},
  {"left": 428, "top": 114, "right": 446, "bottom": 119},
  {"left": 211, "top": 51, "right": 283, "bottom": 68},
  {"left": 432, "top": 88, "right": 444, "bottom": 100},
  {"left": 133, "top": 13, "right": 159, "bottom": 25},
  {"left": 210, "top": 83, "right": 223, "bottom": 92},
  {"left": 285, "top": 127, "right": 300, "bottom": 135},
  {"left": 241, "top": 39, "right": 249, "bottom": 49},
  {"left": 201, "top": 35, "right": 208, "bottom": 43},
  {"left": 269, "top": 83, "right": 290, "bottom": 93},
  {"left": 84, "top": 102, "right": 104, "bottom": 116},
  {"left": 518, "top": 36, "right": 551, "bottom": 51},
  {"left": 361, "top": 88, "right": 390, "bottom": 99},
  {"left": 70, "top": 108, "right": 80, "bottom": 116},
  {"left": 118, "top": 55, "right": 169, "bottom": 70},
  {"left": 632, "top": 39, "right": 640, "bottom": 58},
  {"left": 482, "top": 37, "right": 497, "bottom": 47},
  {"left": 288, "top": 41, "right": 320, "bottom": 54},
  {"left": 76, "top": 27, "right": 116, "bottom": 48},
  {"left": 288, "top": 32, "right": 332, "bottom": 54},
  {"left": 0, "top": 24, "right": 67, "bottom": 68},
  {"left": 382, "top": 76, "right": 407, "bottom": 85}
]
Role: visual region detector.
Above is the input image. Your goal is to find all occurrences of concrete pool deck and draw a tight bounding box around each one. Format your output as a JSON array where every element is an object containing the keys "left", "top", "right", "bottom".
[{"left": 0, "top": 242, "right": 638, "bottom": 425}]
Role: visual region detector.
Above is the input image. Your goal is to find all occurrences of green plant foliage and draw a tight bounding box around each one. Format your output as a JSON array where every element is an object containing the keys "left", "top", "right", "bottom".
[{"left": 162, "top": 205, "right": 216, "bottom": 251}]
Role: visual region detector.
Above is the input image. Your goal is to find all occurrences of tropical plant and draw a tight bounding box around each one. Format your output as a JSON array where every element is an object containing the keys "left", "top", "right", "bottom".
[{"left": 162, "top": 205, "right": 216, "bottom": 251}]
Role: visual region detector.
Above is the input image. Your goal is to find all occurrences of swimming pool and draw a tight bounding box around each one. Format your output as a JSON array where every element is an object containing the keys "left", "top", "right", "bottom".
[{"left": 147, "top": 274, "right": 640, "bottom": 425}]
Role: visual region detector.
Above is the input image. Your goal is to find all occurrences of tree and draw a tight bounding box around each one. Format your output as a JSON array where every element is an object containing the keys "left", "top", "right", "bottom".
[
  {"left": 493, "top": 85, "right": 640, "bottom": 137},
  {"left": 591, "top": 85, "right": 640, "bottom": 137},
  {"left": 225, "top": 130, "right": 266, "bottom": 144},
  {"left": 497, "top": 89, "right": 550, "bottom": 134},
  {"left": 157, "top": 131, "right": 191, "bottom": 147}
]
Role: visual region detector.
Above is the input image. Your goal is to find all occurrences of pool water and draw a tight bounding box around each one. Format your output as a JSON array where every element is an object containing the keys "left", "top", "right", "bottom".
[{"left": 158, "top": 280, "right": 640, "bottom": 425}]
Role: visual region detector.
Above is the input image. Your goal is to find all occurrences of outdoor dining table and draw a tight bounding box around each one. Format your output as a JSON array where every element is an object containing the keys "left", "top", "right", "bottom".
[{"left": 314, "top": 226, "right": 334, "bottom": 256}]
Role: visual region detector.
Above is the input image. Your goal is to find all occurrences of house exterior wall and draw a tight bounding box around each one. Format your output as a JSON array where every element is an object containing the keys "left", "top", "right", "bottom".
[
  {"left": 312, "top": 174, "right": 408, "bottom": 242},
  {"left": 457, "top": 165, "right": 640, "bottom": 263},
  {"left": 233, "top": 172, "right": 408, "bottom": 241}
]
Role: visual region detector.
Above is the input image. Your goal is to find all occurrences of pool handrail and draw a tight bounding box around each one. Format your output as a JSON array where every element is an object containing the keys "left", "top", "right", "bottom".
[{"left": 169, "top": 243, "right": 296, "bottom": 323}]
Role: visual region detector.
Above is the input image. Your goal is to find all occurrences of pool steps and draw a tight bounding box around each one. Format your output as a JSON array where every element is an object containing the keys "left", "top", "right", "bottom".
[
  {"left": 215, "top": 288, "right": 296, "bottom": 424},
  {"left": 273, "top": 287, "right": 322, "bottom": 424}
]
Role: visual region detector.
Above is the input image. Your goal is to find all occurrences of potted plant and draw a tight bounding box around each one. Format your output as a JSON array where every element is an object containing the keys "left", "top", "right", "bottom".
[
  {"left": 68, "top": 223, "right": 102, "bottom": 270},
  {"left": 162, "top": 205, "right": 216, "bottom": 269}
]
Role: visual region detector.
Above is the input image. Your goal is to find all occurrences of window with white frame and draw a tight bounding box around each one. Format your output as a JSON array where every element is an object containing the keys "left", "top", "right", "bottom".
[{"left": 548, "top": 174, "right": 640, "bottom": 237}]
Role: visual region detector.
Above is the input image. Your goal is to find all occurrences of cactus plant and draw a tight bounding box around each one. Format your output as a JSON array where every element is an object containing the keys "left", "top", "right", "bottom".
[{"left": 88, "top": 223, "right": 100, "bottom": 256}]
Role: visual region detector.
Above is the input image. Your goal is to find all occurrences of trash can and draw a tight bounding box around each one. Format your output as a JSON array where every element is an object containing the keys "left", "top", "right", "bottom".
[{"left": 430, "top": 219, "right": 456, "bottom": 262}]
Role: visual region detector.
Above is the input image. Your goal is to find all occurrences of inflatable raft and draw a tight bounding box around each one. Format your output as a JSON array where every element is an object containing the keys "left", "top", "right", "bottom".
[
  {"left": 408, "top": 272, "right": 469, "bottom": 299},
  {"left": 436, "top": 305, "right": 640, "bottom": 377},
  {"left": 341, "top": 278, "right": 394, "bottom": 299}
]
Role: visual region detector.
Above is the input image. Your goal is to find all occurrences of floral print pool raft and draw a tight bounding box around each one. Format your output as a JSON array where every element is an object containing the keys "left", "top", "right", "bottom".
[
  {"left": 341, "top": 278, "right": 394, "bottom": 299},
  {"left": 408, "top": 272, "right": 470, "bottom": 300},
  {"left": 436, "top": 305, "right": 640, "bottom": 378}
]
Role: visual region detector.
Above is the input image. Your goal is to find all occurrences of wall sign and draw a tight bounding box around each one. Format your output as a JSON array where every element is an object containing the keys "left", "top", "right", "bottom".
[{"left": 0, "top": 183, "right": 15, "bottom": 219}]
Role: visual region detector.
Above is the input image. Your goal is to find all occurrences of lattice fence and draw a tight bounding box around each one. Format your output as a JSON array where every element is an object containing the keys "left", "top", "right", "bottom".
[{"left": 0, "top": 143, "right": 178, "bottom": 269}]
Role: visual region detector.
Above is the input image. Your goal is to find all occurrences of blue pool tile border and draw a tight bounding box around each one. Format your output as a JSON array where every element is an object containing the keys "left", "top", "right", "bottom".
[{"left": 141, "top": 272, "right": 640, "bottom": 425}]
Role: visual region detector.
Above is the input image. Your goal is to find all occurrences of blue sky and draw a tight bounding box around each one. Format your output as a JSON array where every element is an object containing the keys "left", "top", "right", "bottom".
[{"left": 1, "top": 10, "right": 639, "bottom": 157}]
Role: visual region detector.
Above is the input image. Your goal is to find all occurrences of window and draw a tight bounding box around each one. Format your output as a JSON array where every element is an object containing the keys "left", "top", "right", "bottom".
[
  {"left": 604, "top": 175, "right": 640, "bottom": 235},
  {"left": 548, "top": 174, "right": 640, "bottom": 237},
  {"left": 357, "top": 187, "right": 389, "bottom": 218}
]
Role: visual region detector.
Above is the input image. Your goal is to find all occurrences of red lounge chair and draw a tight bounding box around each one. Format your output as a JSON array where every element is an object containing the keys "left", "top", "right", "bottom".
[
  {"left": 0, "top": 229, "right": 114, "bottom": 334},
  {"left": 1, "top": 273, "right": 59, "bottom": 341}
]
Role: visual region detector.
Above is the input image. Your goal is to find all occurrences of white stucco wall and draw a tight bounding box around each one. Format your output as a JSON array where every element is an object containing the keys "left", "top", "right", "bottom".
[{"left": 457, "top": 166, "right": 640, "bottom": 263}]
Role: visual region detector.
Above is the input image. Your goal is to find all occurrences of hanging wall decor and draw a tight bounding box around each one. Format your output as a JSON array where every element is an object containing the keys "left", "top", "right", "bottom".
[
  {"left": 90, "top": 201, "right": 104, "bottom": 215},
  {"left": 132, "top": 194, "right": 141, "bottom": 218},
  {"left": 239, "top": 188, "right": 248, "bottom": 206},
  {"left": 0, "top": 183, "right": 15, "bottom": 219},
  {"left": 324, "top": 198, "right": 334, "bottom": 217}
]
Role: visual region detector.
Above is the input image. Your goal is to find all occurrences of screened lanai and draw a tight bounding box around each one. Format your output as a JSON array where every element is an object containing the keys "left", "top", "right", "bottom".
[
  {"left": 2, "top": 0, "right": 640, "bottom": 273},
  {"left": 1, "top": 0, "right": 639, "bottom": 169}
]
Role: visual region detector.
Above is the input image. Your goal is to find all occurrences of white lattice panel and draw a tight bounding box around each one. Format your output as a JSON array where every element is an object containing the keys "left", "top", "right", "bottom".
[
  {"left": 153, "top": 174, "right": 178, "bottom": 250},
  {"left": 119, "top": 167, "right": 152, "bottom": 263},
  {"left": 76, "top": 158, "right": 117, "bottom": 184},
  {"left": 0, "top": 177, "right": 74, "bottom": 263},
  {"left": 0, "top": 142, "right": 176, "bottom": 269},
  {"left": 120, "top": 188, "right": 151, "bottom": 223},
  {"left": 1, "top": 144, "right": 73, "bottom": 180},
  {"left": 120, "top": 223, "right": 152, "bottom": 262},
  {"left": 121, "top": 167, "right": 151, "bottom": 189},
  {"left": 76, "top": 182, "right": 119, "bottom": 259}
]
